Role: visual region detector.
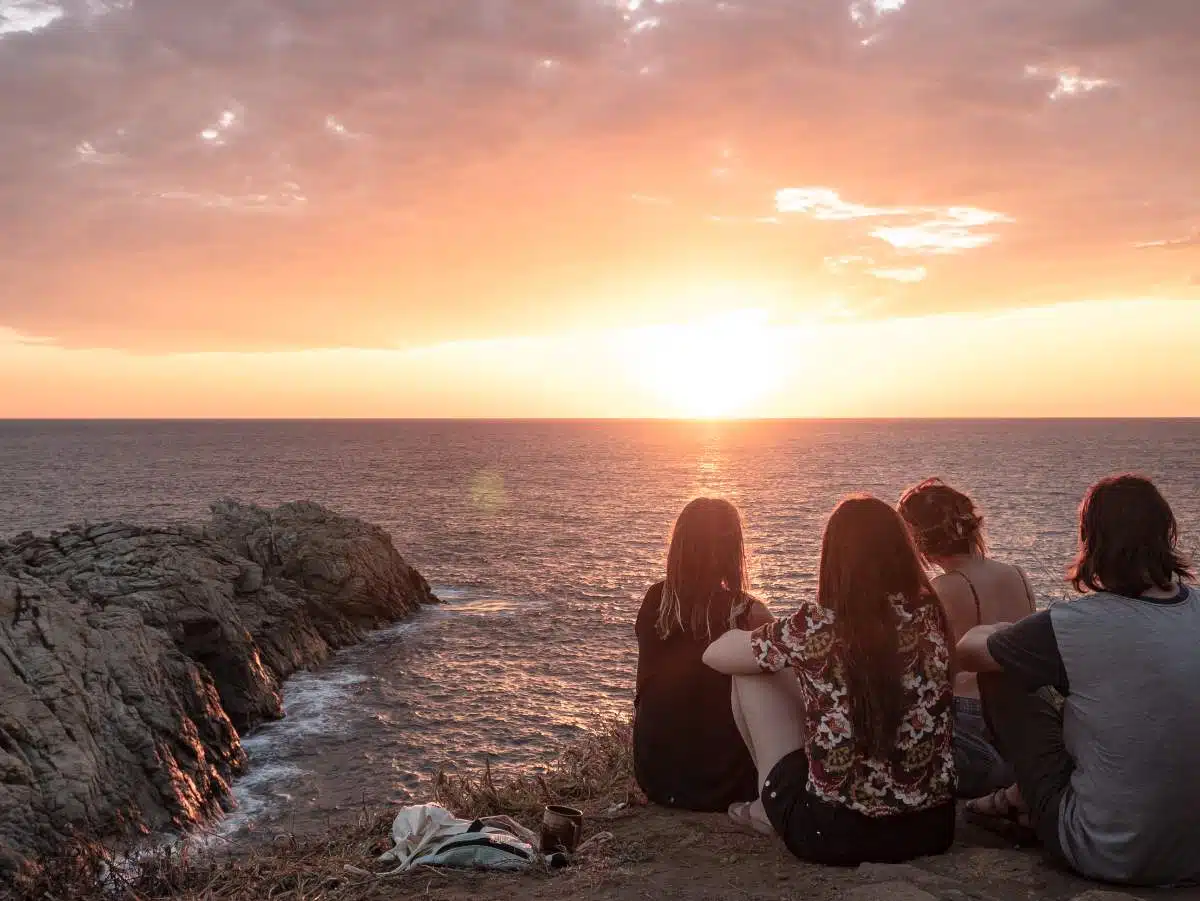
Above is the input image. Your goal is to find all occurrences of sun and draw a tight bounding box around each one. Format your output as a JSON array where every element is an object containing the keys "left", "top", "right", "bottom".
[{"left": 622, "top": 309, "right": 786, "bottom": 418}]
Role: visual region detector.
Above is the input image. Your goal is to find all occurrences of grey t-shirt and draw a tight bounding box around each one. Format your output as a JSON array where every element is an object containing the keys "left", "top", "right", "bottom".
[{"left": 991, "top": 585, "right": 1200, "bottom": 885}]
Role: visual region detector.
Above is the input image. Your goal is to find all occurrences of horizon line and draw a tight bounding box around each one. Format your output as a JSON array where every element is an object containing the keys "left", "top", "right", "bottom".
[{"left": 2, "top": 416, "right": 1198, "bottom": 424}]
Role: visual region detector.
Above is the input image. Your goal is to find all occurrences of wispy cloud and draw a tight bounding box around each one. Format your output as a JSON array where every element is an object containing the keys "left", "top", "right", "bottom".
[
  {"left": 775, "top": 187, "right": 906, "bottom": 221},
  {"left": 870, "top": 266, "right": 927, "bottom": 283},
  {"left": 1135, "top": 233, "right": 1200, "bottom": 250},
  {"left": 1025, "top": 65, "right": 1114, "bottom": 101},
  {"left": 776, "top": 187, "right": 1012, "bottom": 255},
  {"left": 870, "top": 207, "right": 1013, "bottom": 254}
]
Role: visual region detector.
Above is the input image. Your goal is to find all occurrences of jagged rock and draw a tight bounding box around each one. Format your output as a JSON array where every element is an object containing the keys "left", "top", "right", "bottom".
[{"left": 0, "top": 501, "right": 434, "bottom": 878}]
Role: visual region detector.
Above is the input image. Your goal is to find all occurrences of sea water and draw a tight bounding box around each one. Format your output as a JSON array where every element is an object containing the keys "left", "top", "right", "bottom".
[{"left": 2, "top": 419, "right": 1196, "bottom": 837}]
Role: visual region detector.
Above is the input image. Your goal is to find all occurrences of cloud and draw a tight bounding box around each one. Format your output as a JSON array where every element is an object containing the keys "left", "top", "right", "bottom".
[
  {"left": 870, "top": 266, "right": 927, "bottom": 284},
  {"left": 1136, "top": 234, "right": 1200, "bottom": 250},
  {"left": 1024, "top": 65, "right": 1114, "bottom": 100},
  {"left": 0, "top": 0, "right": 1198, "bottom": 351},
  {"left": 1, "top": 2, "right": 59, "bottom": 36},
  {"left": 775, "top": 187, "right": 1012, "bottom": 255}
]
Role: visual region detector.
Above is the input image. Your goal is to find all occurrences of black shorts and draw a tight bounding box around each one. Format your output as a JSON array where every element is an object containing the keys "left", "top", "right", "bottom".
[{"left": 760, "top": 750, "right": 956, "bottom": 867}]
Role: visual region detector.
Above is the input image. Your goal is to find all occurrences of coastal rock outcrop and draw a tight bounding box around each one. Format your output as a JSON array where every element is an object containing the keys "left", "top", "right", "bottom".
[{"left": 0, "top": 501, "right": 435, "bottom": 877}]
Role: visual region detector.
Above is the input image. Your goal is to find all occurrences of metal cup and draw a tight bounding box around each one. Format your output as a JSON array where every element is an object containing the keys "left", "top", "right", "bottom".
[{"left": 539, "top": 804, "right": 583, "bottom": 854}]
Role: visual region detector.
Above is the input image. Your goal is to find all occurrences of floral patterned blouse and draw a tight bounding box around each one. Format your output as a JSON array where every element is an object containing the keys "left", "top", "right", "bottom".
[{"left": 750, "top": 593, "right": 955, "bottom": 817}]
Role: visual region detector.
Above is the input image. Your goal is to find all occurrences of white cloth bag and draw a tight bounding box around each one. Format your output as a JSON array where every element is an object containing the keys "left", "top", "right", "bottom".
[{"left": 377, "top": 803, "right": 543, "bottom": 873}]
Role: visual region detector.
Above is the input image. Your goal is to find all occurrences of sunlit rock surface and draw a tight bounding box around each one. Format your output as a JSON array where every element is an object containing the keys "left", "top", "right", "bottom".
[{"left": 0, "top": 500, "right": 434, "bottom": 876}]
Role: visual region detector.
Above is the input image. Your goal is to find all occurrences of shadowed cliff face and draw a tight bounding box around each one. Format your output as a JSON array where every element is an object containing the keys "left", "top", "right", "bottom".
[{"left": 0, "top": 500, "right": 435, "bottom": 878}]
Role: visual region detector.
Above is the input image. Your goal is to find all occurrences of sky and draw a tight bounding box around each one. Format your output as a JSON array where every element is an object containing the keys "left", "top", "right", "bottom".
[{"left": 1, "top": 0, "right": 1198, "bottom": 417}]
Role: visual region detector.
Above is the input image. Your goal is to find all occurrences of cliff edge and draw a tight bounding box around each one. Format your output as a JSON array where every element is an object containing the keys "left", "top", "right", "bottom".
[{"left": 0, "top": 500, "right": 435, "bottom": 877}]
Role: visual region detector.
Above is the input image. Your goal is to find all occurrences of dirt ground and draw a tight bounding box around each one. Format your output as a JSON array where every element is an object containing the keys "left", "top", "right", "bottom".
[{"left": 368, "top": 806, "right": 1195, "bottom": 901}]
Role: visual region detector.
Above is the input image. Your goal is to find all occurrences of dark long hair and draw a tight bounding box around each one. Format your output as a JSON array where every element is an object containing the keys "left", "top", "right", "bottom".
[
  {"left": 898, "top": 478, "right": 987, "bottom": 561},
  {"left": 1069, "top": 474, "right": 1193, "bottom": 598},
  {"left": 819, "top": 496, "right": 946, "bottom": 758},
  {"left": 658, "top": 498, "right": 749, "bottom": 640}
]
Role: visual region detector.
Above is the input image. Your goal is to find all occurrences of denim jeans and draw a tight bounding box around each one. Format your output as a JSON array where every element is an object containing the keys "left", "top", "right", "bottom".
[{"left": 954, "top": 695, "right": 1016, "bottom": 799}]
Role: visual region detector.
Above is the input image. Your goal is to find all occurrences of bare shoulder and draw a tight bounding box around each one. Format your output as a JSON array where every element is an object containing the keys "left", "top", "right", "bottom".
[
  {"left": 930, "top": 571, "right": 972, "bottom": 606},
  {"left": 1009, "top": 563, "right": 1039, "bottom": 614},
  {"left": 929, "top": 571, "right": 979, "bottom": 639}
]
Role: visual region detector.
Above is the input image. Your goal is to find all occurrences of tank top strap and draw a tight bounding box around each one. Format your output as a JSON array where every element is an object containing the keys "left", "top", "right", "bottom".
[
  {"left": 1016, "top": 566, "right": 1037, "bottom": 613},
  {"left": 951, "top": 570, "right": 983, "bottom": 626}
]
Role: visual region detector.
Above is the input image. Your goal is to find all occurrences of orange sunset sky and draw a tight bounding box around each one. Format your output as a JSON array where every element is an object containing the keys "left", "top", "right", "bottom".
[{"left": 2, "top": 0, "right": 1198, "bottom": 418}]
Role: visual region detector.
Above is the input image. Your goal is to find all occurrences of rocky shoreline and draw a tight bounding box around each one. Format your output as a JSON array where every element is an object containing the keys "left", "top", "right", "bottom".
[{"left": 0, "top": 501, "right": 436, "bottom": 878}]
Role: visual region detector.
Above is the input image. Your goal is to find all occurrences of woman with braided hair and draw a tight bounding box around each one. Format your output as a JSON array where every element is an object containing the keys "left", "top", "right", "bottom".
[{"left": 898, "top": 478, "right": 1037, "bottom": 800}]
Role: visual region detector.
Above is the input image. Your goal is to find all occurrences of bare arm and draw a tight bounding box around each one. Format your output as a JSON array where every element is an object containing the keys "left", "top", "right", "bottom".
[
  {"left": 703, "top": 629, "right": 762, "bottom": 675},
  {"left": 742, "top": 600, "right": 774, "bottom": 631},
  {"left": 956, "top": 623, "right": 1008, "bottom": 674}
]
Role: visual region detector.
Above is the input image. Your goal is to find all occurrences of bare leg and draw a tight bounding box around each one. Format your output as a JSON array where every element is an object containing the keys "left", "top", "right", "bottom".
[
  {"left": 727, "top": 671, "right": 807, "bottom": 829},
  {"left": 731, "top": 670, "right": 808, "bottom": 790},
  {"left": 730, "top": 679, "right": 758, "bottom": 770}
]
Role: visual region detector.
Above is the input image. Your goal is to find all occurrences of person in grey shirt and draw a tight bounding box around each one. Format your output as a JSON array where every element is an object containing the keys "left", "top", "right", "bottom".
[{"left": 957, "top": 474, "right": 1198, "bottom": 887}]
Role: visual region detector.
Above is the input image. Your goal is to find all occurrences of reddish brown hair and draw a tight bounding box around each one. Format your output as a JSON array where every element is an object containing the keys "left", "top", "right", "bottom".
[
  {"left": 898, "top": 478, "right": 987, "bottom": 560},
  {"left": 658, "top": 498, "right": 750, "bottom": 640},
  {"left": 1069, "top": 474, "right": 1193, "bottom": 598},
  {"left": 819, "top": 496, "right": 947, "bottom": 758}
]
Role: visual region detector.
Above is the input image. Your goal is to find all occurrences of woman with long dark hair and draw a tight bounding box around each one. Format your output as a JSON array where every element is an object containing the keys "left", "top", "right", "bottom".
[
  {"left": 898, "top": 478, "right": 1036, "bottom": 798},
  {"left": 633, "top": 497, "right": 772, "bottom": 811},
  {"left": 704, "top": 495, "right": 956, "bottom": 865}
]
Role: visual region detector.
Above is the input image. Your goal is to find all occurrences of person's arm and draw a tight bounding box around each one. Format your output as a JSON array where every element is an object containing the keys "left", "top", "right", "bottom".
[
  {"left": 707, "top": 604, "right": 818, "bottom": 676},
  {"left": 742, "top": 599, "right": 774, "bottom": 630},
  {"left": 702, "top": 629, "right": 762, "bottom": 675},
  {"left": 956, "top": 623, "right": 1009, "bottom": 673},
  {"left": 962, "top": 610, "right": 1069, "bottom": 693},
  {"left": 633, "top": 584, "right": 661, "bottom": 707}
]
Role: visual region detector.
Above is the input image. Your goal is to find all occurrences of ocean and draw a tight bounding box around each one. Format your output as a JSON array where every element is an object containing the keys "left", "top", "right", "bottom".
[{"left": 1, "top": 419, "right": 1197, "bottom": 838}]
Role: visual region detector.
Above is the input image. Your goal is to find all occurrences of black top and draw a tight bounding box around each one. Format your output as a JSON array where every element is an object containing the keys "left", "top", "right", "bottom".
[{"left": 633, "top": 581, "right": 760, "bottom": 811}]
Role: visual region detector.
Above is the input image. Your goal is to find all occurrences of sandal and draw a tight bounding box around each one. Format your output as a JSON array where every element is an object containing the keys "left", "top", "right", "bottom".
[
  {"left": 727, "top": 801, "right": 774, "bottom": 837},
  {"left": 965, "top": 787, "right": 1038, "bottom": 845}
]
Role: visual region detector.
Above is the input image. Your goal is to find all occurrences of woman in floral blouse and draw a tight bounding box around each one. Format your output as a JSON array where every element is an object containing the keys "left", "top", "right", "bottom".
[{"left": 703, "top": 495, "right": 956, "bottom": 865}]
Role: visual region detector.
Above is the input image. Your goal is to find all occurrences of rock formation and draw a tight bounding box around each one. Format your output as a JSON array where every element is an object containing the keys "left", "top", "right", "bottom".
[{"left": 0, "top": 500, "right": 435, "bottom": 877}]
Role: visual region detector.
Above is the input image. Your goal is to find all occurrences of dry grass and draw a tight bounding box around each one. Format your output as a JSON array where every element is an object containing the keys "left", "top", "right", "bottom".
[
  {"left": 6, "top": 810, "right": 395, "bottom": 901},
  {"left": 435, "top": 717, "right": 642, "bottom": 824},
  {"left": 5, "top": 719, "right": 640, "bottom": 901}
]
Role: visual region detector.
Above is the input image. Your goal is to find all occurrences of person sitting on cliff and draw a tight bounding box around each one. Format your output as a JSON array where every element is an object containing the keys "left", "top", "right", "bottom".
[
  {"left": 957, "top": 474, "right": 1200, "bottom": 886},
  {"left": 703, "top": 496, "right": 956, "bottom": 866},
  {"left": 898, "top": 478, "right": 1037, "bottom": 799},
  {"left": 633, "top": 498, "right": 772, "bottom": 812}
]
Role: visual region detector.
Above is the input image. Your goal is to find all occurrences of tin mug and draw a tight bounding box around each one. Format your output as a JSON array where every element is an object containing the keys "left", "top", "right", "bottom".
[{"left": 539, "top": 804, "right": 583, "bottom": 854}]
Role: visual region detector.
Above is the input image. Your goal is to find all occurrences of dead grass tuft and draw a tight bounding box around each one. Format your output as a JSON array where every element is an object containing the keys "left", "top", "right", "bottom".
[{"left": 435, "top": 718, "right": 642, "bottom": 823}]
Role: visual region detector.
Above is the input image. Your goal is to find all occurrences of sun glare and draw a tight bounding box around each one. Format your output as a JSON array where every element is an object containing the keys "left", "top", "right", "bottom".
[{"left": 620, "top": 309, "right": 786, "bottom": 418}]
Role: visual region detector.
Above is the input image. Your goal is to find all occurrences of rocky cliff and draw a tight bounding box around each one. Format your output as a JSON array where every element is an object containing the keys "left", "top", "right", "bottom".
[{"left": 0, "top": 500, "right": 435, "bottom": 877}]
